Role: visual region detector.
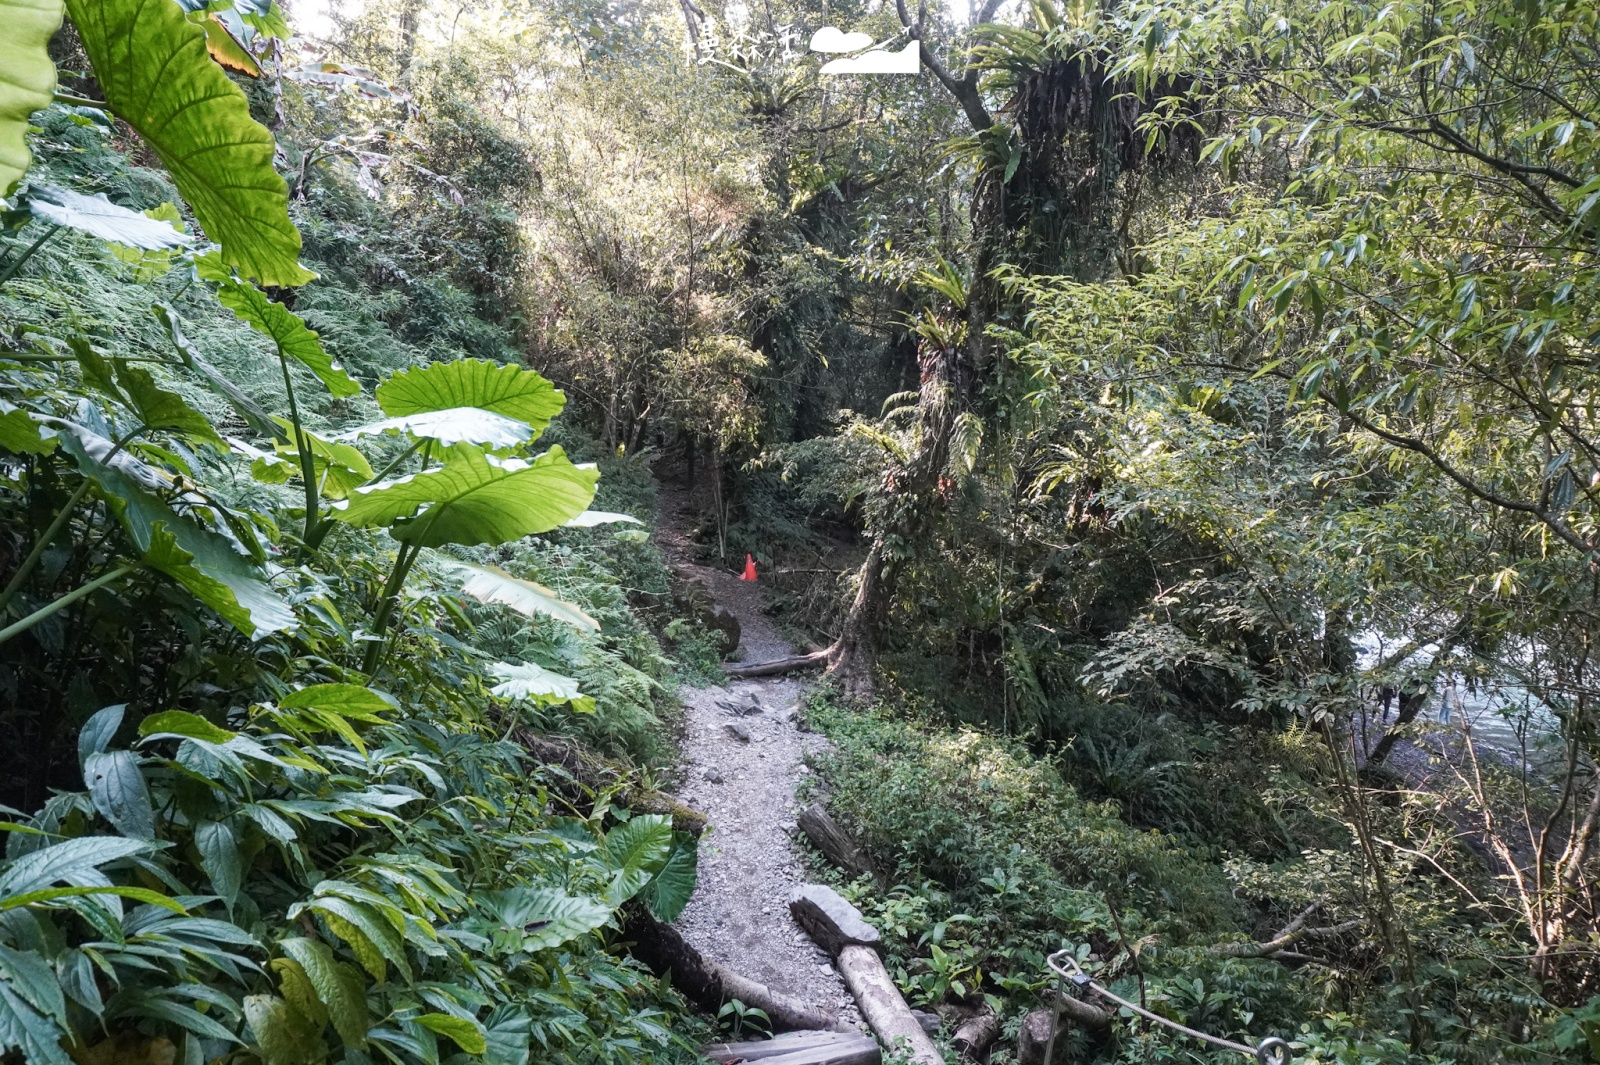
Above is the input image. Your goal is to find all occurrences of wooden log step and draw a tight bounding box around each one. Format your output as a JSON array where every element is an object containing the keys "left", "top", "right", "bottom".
[
  {"left": 837, "top": 945, "right": 942, "bottom": 1065},
  {"left": 788, "top": 884, "right": 880, "bottom": 956},
  {"left": 701, "top": 1030, "right": 881, "bottom": 1065},
  {"left": 797, "top": 804, "right": 874, "bottom": 878},
  {"left": 622, "top": 908, "right": 850, "bottom": 1033},
  {"left": 787, "top": 885, "right": 940, "bottom": 1065}
]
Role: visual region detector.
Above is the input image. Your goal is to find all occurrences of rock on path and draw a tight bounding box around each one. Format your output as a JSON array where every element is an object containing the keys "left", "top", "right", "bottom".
[{"left": 661, "top": 536, "right": 859, "bottom": 1026}]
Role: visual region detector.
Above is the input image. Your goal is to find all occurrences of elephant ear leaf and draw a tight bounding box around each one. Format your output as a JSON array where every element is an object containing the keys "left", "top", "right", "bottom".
[
  {"left": 0, "top": 0, "right": 63, "bottom": 198},
  {"left": 450, "top": 561, "right": 598, "bottom": 631},
  {"left": 639, "top": 832, "right": 698, "bottom": 922},
  {"left": 376, "top": 359, "right": 566, "bottom": 435},
  {"left": 330, "top": 444, "right": 597, "bottom": 547},
  {"left": 63, "top": 0, "right": 313, "bottom": 286},
  {"left": 488, "top": 661, "right": 592, "bottom": 711},
  {"left": 26, "top": 185, "right": 189, "bottom": 249},
  {"left": 601, "top": 814, "right": 673, "bottom": 906}
]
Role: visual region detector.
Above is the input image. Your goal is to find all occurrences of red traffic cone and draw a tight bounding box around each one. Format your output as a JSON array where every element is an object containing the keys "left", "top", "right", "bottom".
[{"left": 740, "top": 554, "right": 757, "bottom": 581}]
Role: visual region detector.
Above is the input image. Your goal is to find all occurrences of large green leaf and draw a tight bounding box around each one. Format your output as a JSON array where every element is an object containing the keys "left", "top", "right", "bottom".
[
  {"left": 277, "top": 938, "right": 368, "bottom": 1049},
  {"left": 63, "top": 0, "right": 311, "bottom": 285},
  {"left": 0, "top": 946, "right": 65, "bottom": 1030},
  {"left": 478, "top": 887, "right": 613, "bottom": 953},
  {"left": 481, "top": 1008, "right": 530, "bottom": 1065},
  {"left": 563, "top": 510, "right": 643, "bottom": 528},
  {"left": 0, "top": 0, "right": 62, "bottom": 197},
  {"left": 77, "top": 703, "right": 124, "bottom": 766},
  {"left": 0, "top": 971, "right": 71, "bottom": 1065},
  {"left": 145, "top": 522, "right": 295, "bottom": 637},
  {"left": 375, "top": 360, "right": 565, "bottom": 433},
  {"left": 0, "top": 884, "right": 184, "bottom": 913},
  {"left": 0, "top": 402, "right": 55, "bottom": 455},
  {"left": 340, "top": 407, "right": 535, "bottom": 448},
  {"left": 275, "top": 684, "right": 393, "bottom": 754},
  {"left": 194, "top": 820, "right": 241, "bottom": 909},
  {"left": 489, "top": 661, "right": 591, "bottom": 712},
  {"left": 217, "top": 282, "right": 359, "bottom": 397},
  {"left": 639, "top": 832, "right": 699, "bottom": 923},
  {"left": 250, "top": 418, "right": 372, "bottom": 499},
  {"left": 244, "top": 994, "right": 325, "bottom": 1065},
  {"left": 278, "top": 684, "right": 393, "bottom": 722},
  {"left": 449, "top": 561, "right": 598, "bottom": 631},
  {"left": 153, "top": 303, "right": 283, "bottom": 441},
  {"left": 291, "top": 898, "right": 410, "bottom": 983},
  {"left": 27, "top": 185, "right": 189, "bottom": 249},
  {"left": 83, "top": 750, "right": 155, "bottom": 839},
  {"left": 62, "top": 426, "right": 295, "bottom": 636},
  {"left": 70, "top": 337, "right": 224, "bottom": 448},
  {"left": 331, "top": 444, "right": 597, "bottom": 548},
  {"left": 271, "top": 957, "right": 328, "bottom": 1031},
  {"left": 415, "top": 1014, "right": 486, "bottom": 1056},
  {"left": 601, "top": 814, "right": 673, "bottom": 907},
  {"left": 0, "top": 836, "right": 154, "bottom": 896},
  {"left": 137, "top": 709, "right": 237, "bottom": 744}
]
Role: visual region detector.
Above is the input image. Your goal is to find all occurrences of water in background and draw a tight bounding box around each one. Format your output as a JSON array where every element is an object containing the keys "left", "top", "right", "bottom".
[{"left": 1353, "top": 630, "right": 1566, "bottom": 772}]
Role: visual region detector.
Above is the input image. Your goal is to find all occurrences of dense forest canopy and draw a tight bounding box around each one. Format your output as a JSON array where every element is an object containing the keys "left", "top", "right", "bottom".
[{"left": 2, "top": 0, "right": 1600, "bottom": 1062}]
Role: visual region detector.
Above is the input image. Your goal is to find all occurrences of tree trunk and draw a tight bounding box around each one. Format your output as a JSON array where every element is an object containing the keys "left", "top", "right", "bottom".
[
  {"left": 820, "top": 541, "right": 885, "bottom": 698},
  {"left": 1367, "top": 686, "right": 1428, "bottom": 766}
]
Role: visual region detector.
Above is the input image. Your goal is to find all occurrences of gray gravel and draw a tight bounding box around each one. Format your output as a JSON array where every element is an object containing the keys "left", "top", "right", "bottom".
[{"left": 658, "top": 526, "right": 860, "bottom": 1026}]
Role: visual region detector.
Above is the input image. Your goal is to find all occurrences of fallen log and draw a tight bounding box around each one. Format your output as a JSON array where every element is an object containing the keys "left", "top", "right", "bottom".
[
  {"left": 1207, "top": 902, "right": 1360, "bottom": 960},
  {"left": 701, "top": 1031, "right": 880, "bottom": 1065},
  {"left": 726, "top": 649, "right": 831, "bottom": 678},
  {"left": 621, "top": 906, "right": 850, "bottom": 1033},
  {"left": 789, "top": 884, "right": 941, "bottom": 1065},
  {"left": 952, "top": 1011, "right": 1000, "bottom": 1061},
  {"left": 1045, "top": 988, "right": 1111, "bottom": 1030},
  {"left": 836, "top": 946, "right": 941, "bottom": 1065},
  {"left": 789, "top": 885, "right": 880, "bottom": 955},
  {"left": 798, "top": 804, "right": 874, "bottom": 878}
]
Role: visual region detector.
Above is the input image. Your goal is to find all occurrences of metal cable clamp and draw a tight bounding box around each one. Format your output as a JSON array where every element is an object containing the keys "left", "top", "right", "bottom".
[{"left": 1047, "top": 949, "right": 1292, "bottom": 1065}]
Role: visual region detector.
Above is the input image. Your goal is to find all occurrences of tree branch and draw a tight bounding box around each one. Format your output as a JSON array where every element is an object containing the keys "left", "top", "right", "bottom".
[{"left": 893, "top": 0, "right": 994, "bottom": 131}]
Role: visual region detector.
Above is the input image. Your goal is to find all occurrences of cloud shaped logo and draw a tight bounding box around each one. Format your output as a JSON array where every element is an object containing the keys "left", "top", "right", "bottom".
[
  {"left": 809, "top": 27, "right": 874, "bottom": 53},
  {"left": 818, "top": 39, "right": 919, "bottom": 74}
]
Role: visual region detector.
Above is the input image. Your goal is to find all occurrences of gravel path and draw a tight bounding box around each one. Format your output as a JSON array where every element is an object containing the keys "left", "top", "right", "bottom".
[{"left": 655, "top": 495, "right": 861, "bottom": 1027}]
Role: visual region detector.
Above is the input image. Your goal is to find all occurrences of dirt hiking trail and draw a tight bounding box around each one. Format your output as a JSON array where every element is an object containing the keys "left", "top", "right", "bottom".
[{"left": 654, "top": 490, "right": 862, "bottom": 1028}]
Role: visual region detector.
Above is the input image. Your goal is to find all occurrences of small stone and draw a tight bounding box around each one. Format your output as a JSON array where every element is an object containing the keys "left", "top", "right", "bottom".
[
  {"left": 704, "top": 767, "right": 724, "bottom": 784},
  {"left": 725, "top": 722, "right": 752, "bottom": 743},
  {"left": 781, "top": 821, "right": 798, "bottom": 836}
]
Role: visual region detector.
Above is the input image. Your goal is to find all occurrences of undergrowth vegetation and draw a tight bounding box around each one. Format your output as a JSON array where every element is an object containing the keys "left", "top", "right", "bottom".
[{"left": 7, "top": 0, "right": 1600, "bottom": 1060}]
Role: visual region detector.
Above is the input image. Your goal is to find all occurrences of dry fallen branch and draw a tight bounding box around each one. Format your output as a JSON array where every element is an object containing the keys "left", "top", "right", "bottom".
[{"left": 1209, "top": 903, "right": 1361, "bottom": 959}]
